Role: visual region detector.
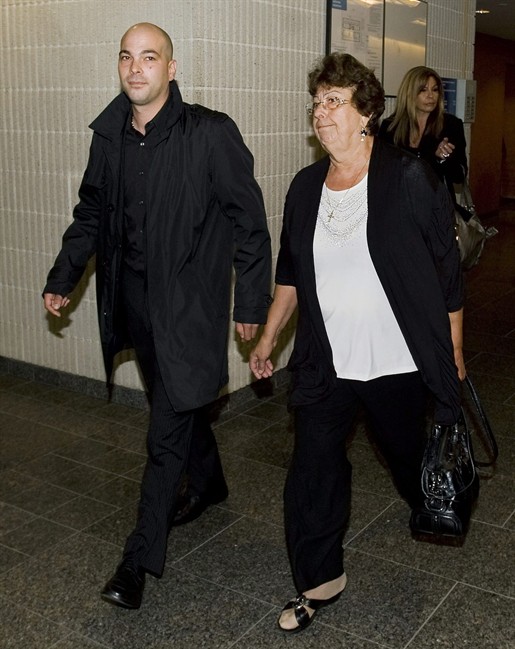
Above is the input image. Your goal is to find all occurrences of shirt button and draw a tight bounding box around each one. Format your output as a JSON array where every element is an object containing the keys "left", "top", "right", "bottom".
[
  {"left": 140, "top": 142, "right": 145, "bottom": 147},
  {"left": 138, "top": 201, "right": 144, "bottom": 205},
  {"left": 139, "top": 171, "right": 144, "bottom": 175}
]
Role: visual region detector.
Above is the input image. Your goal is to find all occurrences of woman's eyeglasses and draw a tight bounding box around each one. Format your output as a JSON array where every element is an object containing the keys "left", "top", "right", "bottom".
[{"left": 305, "top": 97, "right": 350, "bottom": 116}]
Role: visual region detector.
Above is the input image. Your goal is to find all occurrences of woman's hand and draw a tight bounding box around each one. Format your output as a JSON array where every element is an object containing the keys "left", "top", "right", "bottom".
[
  {"left": 436, "top": 137, "right": 455, "bottom": 161},
  {"left": 249, "top": 338, "right": 275, "bottom": 379},
  {"left": 248, "top": 284, "right": 298, "bottom": 380}
]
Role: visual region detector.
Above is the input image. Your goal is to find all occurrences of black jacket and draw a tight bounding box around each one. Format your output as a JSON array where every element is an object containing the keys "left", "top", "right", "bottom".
[
  {"left": 44, "top": 81, "right": 272, "bottom": 411},
  {"left": 378, "top": 113, "right": 467, "bottom": 198},
  {"left": 276, "top": 138, "right": 463, "bottom": 425}
]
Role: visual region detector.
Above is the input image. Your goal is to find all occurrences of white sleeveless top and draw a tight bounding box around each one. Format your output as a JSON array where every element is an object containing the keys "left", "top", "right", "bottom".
[{"left": 313, "top": 175, "right": 417, "bottom": 380}]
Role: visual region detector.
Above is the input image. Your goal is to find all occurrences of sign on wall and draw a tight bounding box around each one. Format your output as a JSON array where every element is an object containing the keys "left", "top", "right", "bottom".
[{"left": 327, "top": 0, "right": 428, "bottom": 97}]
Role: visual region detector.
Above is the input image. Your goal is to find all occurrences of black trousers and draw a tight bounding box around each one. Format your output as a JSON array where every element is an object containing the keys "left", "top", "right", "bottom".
[
  {"left": 284, "top": 372, "right": 428, "bottom": 593},
  {"left": 120, "top": 266, "right": 226, "bottom": 576}
]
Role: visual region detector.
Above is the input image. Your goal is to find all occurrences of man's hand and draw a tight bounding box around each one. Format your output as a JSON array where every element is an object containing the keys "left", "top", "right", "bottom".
[
  {"left": 43, "top": 293, "right": 70, "bottom": 317},
  {"left": 235, "top": 322, "right": 259, "bottom": 342}
]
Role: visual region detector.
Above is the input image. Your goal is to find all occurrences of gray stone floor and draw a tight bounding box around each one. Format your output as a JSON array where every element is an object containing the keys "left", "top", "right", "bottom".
[{"left": 1, "top": 206, "right": 514, "bottom": 648}]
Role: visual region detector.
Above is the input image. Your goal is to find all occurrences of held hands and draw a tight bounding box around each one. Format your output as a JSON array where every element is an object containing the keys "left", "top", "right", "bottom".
[
  {"left": 436, "top": 137, "right": 455, "bottom": 161},
  {"left": 43, "top": 293, "right": 70, "bottom": 317}
]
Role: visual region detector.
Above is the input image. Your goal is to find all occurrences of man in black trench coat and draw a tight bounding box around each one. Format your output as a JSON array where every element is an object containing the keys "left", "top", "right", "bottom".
[{"left": 43, "top": 22, "right": 272, "bottom": 609}]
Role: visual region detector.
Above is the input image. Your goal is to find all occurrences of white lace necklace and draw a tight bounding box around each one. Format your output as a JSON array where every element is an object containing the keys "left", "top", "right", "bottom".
[
  {"left": 323, "top": 157, "right": 369, "bottom": 220},
  {"left": 318, "top": 175, "right": 368, "bottom": 245}
]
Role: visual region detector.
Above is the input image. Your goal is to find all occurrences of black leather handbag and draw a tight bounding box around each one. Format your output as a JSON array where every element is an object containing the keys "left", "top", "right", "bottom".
[{"left": 410, "top": 376, "right": 498, "bottom": 538}]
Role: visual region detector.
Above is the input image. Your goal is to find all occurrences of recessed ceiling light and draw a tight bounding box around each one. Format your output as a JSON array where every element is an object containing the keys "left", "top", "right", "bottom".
[{"left": 475, "top": 9, "right": 491, "bottom": 14}]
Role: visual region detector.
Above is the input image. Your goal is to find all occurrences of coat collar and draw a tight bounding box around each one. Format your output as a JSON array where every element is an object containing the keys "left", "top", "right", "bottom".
[{"left": 89, "top": 80, "right": 184, "bottom": 141}]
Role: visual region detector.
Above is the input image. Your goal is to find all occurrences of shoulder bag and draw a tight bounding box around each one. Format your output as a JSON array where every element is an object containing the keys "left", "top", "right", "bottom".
[
  {"left": 409, "top": 376, "right": 498, "bottom": 538},
  {"left": 454, "top": 176, "right": 487, "bottom": 270}
]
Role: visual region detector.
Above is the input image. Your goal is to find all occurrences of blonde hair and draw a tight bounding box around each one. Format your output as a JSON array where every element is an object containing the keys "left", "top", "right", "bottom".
[{"left": 387, "top": 66, "right": 444, "bottom": 146}]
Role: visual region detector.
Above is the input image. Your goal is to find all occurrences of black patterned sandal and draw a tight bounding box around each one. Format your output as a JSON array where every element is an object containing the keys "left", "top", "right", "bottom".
[{"left": 277, "top": 589, "right": 344, "bottom": 633}]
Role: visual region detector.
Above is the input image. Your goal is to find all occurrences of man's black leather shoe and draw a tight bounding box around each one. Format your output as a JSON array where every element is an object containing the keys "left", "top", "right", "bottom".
[
  {"left": 101, "top": 560, "right": 145, "bottom": 609},
  {"left": 173, "top": 485, "right": 229, "bottom": 526}
]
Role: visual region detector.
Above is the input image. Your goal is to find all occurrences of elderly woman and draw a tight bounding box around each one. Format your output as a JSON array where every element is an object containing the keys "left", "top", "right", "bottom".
[
  {"left": 378, "top": 65, "right": 467, "bottom": 201},
  {"left": 250, "top": 53, "right": 465, "bottom": 633}
]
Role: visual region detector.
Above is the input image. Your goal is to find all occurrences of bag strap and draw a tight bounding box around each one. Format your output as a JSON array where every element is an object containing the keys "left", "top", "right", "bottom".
[
  {"left": 460, "top": 178, "right": 474, "bottom": 211},
  {"left": 464, "top": 375, "right": 499, "bottom": 466}
]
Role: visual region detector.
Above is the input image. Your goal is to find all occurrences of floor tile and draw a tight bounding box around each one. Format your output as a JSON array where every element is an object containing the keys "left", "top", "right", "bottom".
[
  {"left": 213, "top": 413, "right": 277, "bottom": 450},
  {"left": 84, "top": 475, "right": 141, "bottom": 508},
  {"left": 83, "top": 503, "right": 138, "bottom": 549},
  {"left": 5, "top": 482, "right": 78, "bottom": 515},
  {"left": 45, "top": 495, "right": 120, "bottom": 531},
  {"left": 0, "top": 374, "right": 29, "bottom": 390},
  {"left": 12, "top": 452, "right": 82, "bottom": 482},
  {"left": 347, "top": 439, "right": 399, "bottom": 501},
  {"left": 166, "top": 506, "right": 244, "bottom": 564},
  {"left": 81, "top": 569, "right": 275, "bottom": 649},
  {"left": 218, "top": 453, "right": 286, "bottom": 525},
  {"left": 472, "top": 472, "right": 515, "bottom": 527},
  {"left": 241, "top": 401, "right": 289, "bottom": 422},
  {"left": 406, "top": 582, "right": 515, "bottom": 648},
  {"left": 1, "top": 516, "right": 77, "bottom": 557},
  {"left": 89, "top": 402, "right": 145, "bottom": 424},
  {"left": 0, "top": 594, "right": 71, "bottom": 648},
  {"left": 51, "top": 634, "right": 109, "bottom": 649},
  {"left": 0, "top": 501, "right": 37, "bottom": 533},
  {"left": 53, "top": 437, "right": 116, "bottom": 463},
  {"left": 0, "top": 533, "right": 122, "bottom": 620},
  {"left": 0, "top": 468, "right": 41, "bottom": 500},
  {"left": 48, "top": 409, "right": 120, "bottom": 438},
  {"left": 0, "top": 418, "right": 80, "bottom": 470},
  {"left": 229, "top": 419, "right": 294, "bottom": 469},
  {"left": 349, "top": 501, "right": 515, "bottom": 598},
  {"left": 30, "top": 459, "right": 116, "bottom": 495},
  {"left": 0, "top": 391, "right": 55, "bottom": 422},
  {"left": 479, "top": 400, "right": 515, "bottom": 437},
  {"left": 88, "top": 421, "right": 147, "bottom": 454},
  {"left": 463, "top": 371, "right": 515, "bottom": 404},
  {"left": 0, "top": 543, "right": 28, "bottom": 573},
  {"left": 7, "top": 380, "right": 66, "bottom": 400},
  {"left": 344, "top": 488, "right": 396, "bottom": 542},
  {"left": 466, "top": 352, "right": 515, "bottom": 378},
  {"left": 173, "top": 517, "right": 291, "bottom": 607},
  {"left": 85, "top": 447, "right": 145, "bottom": 475},
  {"left": 321, "top": 549, "right": 456, "bottom": 648},
  {"left": 234, "top": 611, "right": 380, "bottom": 648},
  {"left": 491, "top": 434, "right": 515, "bottom": 477}
]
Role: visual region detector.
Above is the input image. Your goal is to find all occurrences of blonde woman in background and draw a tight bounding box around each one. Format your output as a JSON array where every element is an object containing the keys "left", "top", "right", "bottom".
[{"left": 379, "top": 65, "right": 467, "bottom": 202}]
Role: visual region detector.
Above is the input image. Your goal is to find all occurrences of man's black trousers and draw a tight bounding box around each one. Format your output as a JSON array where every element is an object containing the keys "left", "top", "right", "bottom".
[{"left": 120, "top": 265, "right": 225, "bottom": 576}]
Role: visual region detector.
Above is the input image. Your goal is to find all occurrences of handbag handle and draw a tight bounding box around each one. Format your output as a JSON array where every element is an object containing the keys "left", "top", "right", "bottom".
[{"left": 464, "top": 375, "right": 498, "bottom": 466}]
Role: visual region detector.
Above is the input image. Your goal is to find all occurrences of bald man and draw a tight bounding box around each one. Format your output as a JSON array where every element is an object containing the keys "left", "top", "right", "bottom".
[{"left": 43, "top": 23, "right": 271, "bottom": 609}]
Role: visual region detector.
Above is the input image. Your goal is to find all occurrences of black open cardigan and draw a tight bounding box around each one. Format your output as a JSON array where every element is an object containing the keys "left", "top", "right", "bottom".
[{"left": 276, "top": 138, "right": 463, "bottom": 425}]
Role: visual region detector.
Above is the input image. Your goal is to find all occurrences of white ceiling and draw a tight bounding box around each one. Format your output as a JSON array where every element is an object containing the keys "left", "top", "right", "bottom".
[{"left": 475, "top": 0, "right": 515, "bottom": 42}]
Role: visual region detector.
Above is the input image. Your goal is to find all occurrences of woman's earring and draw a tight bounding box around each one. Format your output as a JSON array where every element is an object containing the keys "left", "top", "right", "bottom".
[{"left": 360, "top": 127, "right": 367, "bottom": 142}]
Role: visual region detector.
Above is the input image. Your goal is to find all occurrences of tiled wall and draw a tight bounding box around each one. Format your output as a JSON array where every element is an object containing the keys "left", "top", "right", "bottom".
[{"left": 0, "top": 0, "right": 475, "bottom": 397}]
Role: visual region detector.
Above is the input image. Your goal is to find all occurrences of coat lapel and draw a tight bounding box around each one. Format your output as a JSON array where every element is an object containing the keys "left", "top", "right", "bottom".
[{"left": 297, "top": 156, "right": 335, "bottom": 366}]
